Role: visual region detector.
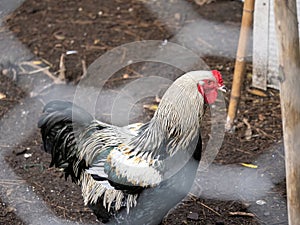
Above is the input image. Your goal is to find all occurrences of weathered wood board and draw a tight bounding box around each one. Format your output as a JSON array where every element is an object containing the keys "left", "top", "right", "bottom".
[{"left": 253, "top": 0, "right": 300, "bottom": 90}]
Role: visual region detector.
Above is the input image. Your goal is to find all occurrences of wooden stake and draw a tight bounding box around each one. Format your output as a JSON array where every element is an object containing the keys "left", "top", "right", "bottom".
[
  {"left": 274, "top": 1, "right": 300, "bottom": 224},
  {"left": 225, "top": 0, "right": 255, "bottom": 131}
]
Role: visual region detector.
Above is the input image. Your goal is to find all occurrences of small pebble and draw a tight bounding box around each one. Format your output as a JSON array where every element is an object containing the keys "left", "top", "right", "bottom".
[
  {"left": 174, "top": 13, "right": 181, "bottom": 20},
  {"left": 24, "top": 153, "right": 32, "bottom": 158},
  {"left": 256, "top": 199, "right": 267, "bottom": 205},
  {"left": 66, "top": 50, "right": 78, "bottom": 55},
  {"left": 187, "top": 212, "right": 199, "bottom": 221},
  {"left": 2, "top": 69, "right": 8, "bottom": 75}
]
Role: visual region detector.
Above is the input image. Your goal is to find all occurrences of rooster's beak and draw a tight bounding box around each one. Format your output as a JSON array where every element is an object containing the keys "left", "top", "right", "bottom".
[{"left": 218, "top": 85, "right": 227, "bottom": 93}]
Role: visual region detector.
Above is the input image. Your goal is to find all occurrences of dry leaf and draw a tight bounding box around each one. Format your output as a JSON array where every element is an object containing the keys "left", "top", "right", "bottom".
[
  {"left": 32, "top": 60, "right": 43, "bottom": 65},
  {"left": 247, "top": 73, "right": 253, "bottom": 79},
  {"left": 53, "top": 31, "right": 66, "bottom": 40},
  {"left": 0, "top": 92, "right": 6, "bottom": 99},
  {"left": 94, "top": 39, "right": 100, "bottom": 44},
  {"left": 240, "top": 163, "right": 258, "bottom": 169},
  {"left": 143, "top": 104, "right": 158, "bottom": 111}
]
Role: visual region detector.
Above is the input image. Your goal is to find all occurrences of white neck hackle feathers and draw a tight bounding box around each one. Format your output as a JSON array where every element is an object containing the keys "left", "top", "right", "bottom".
[
  {"left": 131, "top": 71, "right": 214, "bottom": 156},
  {"left": 107, "top": 71, "right": 216, "bottom": 188}
]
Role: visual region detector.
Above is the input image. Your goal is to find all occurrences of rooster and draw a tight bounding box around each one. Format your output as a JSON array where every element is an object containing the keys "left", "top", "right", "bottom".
[{"left": 38, "top": 70, "right": 225, "bottom": 224}]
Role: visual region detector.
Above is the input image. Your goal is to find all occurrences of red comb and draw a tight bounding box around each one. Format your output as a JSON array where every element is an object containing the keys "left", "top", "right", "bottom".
[{"left": 211, "top": 70, "right": 224, "bottom": 86}]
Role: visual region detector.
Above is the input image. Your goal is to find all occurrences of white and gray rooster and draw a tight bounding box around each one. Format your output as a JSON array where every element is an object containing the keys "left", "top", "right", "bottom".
[{"left": 38, "top": 70, "right": 225, "bottom": 224}]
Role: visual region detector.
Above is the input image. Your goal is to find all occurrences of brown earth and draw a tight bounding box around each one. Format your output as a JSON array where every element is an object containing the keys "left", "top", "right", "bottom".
[{"left": 0, "top": 0, "right": 285, "bottom": 224}]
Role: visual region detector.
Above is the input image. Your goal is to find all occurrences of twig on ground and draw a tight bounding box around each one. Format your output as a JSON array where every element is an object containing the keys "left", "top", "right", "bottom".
[
  {"left": 0, "top": 179, "right": 25, "bottom": 186},
  {"left": 229, "top": 211, "right": 255, "bottom": 217},
  {"left": 30, "top": 83, "right": 55, "bottom": 98},
  {"left": 27, "top": 66, "right": 51, "bottom": 75},
  {"left": 18, "top": 61, "right": 64, "bottom": 84},
  {"left": 199, "top": 202, "right": 222, "bottom": 217},
  {"left": 255, "top": 127, "right": 276, "bottom": 140}
]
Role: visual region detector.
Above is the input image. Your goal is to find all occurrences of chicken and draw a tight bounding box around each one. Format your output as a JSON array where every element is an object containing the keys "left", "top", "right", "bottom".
[{"left": 38, "top": 70, "right": 225, "bottom": 224}]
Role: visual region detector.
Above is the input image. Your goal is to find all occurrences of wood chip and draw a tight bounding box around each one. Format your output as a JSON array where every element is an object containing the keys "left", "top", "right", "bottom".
[
  {"left": 242, "top": 118, "right": 252, "bottom": 140},
  {"left": 258, "top": 114, "right": 265, "bottom": 121},
  {"left": 6, "top": 206, "right": 16, "bottom": 213},
  {"left": 247, "top": 88, "right": 268, "bottom": 97}
]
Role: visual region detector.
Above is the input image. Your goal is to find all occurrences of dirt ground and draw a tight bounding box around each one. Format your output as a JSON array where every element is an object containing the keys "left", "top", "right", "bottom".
[{"left": 0, "top": 0, "right": 286, "bottom": 224}]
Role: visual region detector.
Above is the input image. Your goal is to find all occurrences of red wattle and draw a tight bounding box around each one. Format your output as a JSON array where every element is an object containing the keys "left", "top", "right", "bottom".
[
  {"left": 197, "top": 84, "right": 218, "bottom": 104},
  {"left": 205, "top": 89, "right": 218, "bottom": 104}
]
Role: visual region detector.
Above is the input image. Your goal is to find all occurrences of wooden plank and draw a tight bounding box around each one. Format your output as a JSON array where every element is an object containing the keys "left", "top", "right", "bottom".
[
  {"left": 267, "top": 0, "right": 280, "bottom": 89},
  {"left": 274, "top": 0, "right": 300, "bottom": 224},
  {"left": 252, "top": 0, "right": 269, "bottom": 90},
  {"left": 253, "top": 0, "right": 300, "bottom": 90}
]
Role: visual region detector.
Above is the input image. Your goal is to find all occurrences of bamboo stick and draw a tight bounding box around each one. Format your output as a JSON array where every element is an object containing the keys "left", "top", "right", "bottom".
[
  {"left": 225, "top": 0, "right": 255, "bottom": 131},
  {"left": 274, "top": 1, "right": 300, "bottom": 224}
]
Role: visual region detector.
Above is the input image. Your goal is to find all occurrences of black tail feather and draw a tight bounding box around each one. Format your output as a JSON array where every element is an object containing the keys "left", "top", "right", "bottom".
[{"left": 38, "top": 100, "right": 93, "bottom": 181}]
